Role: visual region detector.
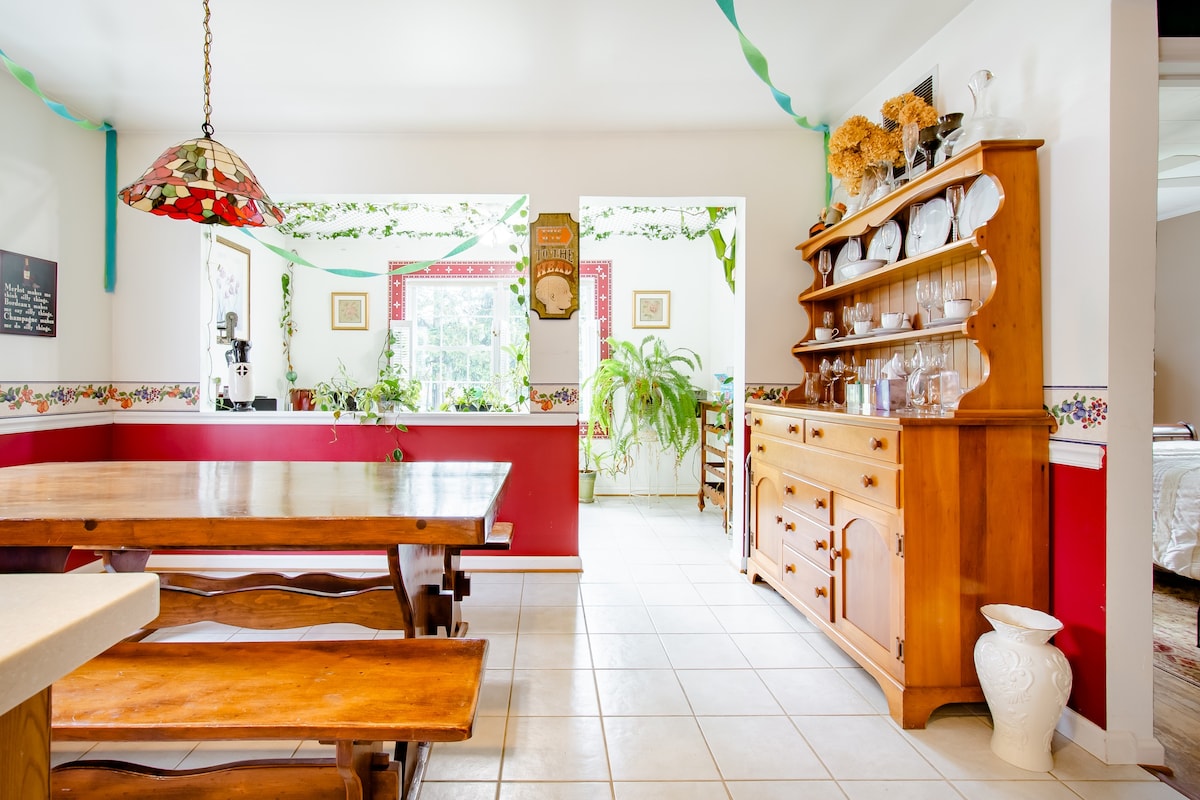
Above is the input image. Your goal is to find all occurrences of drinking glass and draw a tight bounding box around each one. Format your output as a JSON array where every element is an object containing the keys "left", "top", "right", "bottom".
[
  {"left": 819, "top": 358, "right": 833, "bottom": 406},
  {"left": 831, "top": 356, "right": 847, "bottom": 409},
  {"left": 817, "top": 249, "right": 833, "bottom": 288},
  {"left": 916, "top": 278, "right": 941, "bottom": 327},
  {"left": 902, "top": 123, "right": 920, "bottom": 181},
  {"left": 842, "top": 304, "right": 855, "bottom": 334},
  {"left": 823, "top": 311, "right": 835, "bottom": 329},
  {"left": 946, "top": 184, "right": 965, "bottom": 242},
  {"left": 943, "top": 278, "right": 966, "bottom": 302},
  {"left": 846, "top": 236, "right": 862, "bottom": 263},
  {"left": 908, "top": 203, "right": 926, "bottom": 258},
  {"left": 879, "top": 221, "right": 899, "bottom": 261}
]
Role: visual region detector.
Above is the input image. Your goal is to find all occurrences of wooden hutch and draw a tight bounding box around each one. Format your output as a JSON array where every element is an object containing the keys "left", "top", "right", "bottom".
[{"left": 746, "top": 140, "right": 1053, "bottom": 728}]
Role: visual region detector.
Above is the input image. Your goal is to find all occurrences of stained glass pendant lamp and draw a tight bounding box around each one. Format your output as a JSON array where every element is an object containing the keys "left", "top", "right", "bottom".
[{"left": 118, "top": 0, "right": 284, "bottom": 227}]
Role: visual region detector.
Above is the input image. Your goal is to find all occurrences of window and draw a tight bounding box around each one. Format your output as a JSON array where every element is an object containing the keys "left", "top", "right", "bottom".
[{"left": 390, "top": 262, "right": 527, "bottom": 411}]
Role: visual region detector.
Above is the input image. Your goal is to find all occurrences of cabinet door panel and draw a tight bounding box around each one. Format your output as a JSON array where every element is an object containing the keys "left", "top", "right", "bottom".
[
  {"left": 750, "top": 461, "right": 784, "bottom": 578},
  {"left": 833, "top": 494, "right": 904, "bottom": 680}
]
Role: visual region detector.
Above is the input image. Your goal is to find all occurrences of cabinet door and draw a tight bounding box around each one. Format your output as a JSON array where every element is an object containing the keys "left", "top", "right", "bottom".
[
  {"left": 832, "top": 494, "right": 904, "bottom": 681},
  {"left": 749, "top": 460, "right": 784, "bottom": 579}
]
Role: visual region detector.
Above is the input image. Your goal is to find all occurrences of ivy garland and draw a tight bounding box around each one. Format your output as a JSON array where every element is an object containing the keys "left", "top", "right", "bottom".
[{"left": 273, "top": 201, "right": 734, "bottom": 244}]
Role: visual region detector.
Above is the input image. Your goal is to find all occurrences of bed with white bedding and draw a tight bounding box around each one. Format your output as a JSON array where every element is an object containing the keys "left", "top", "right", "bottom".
[{"left": 1152, "top": 422, "right": 1200, "bottom": 580}]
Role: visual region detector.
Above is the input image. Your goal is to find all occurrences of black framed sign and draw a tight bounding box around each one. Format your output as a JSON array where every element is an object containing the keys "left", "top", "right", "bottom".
[{"left": 1, "top": 249, "right": 57, "bottom": 337}]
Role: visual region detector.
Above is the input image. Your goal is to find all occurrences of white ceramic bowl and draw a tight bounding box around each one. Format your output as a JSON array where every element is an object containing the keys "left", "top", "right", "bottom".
[{"left": 838, "top": 258, "right": 887, "bottom": 281}]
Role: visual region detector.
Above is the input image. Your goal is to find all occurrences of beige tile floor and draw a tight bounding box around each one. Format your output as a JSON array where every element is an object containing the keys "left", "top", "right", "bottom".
[{"left": 53, "top": 495, "right": 1185, "bottom": 799}]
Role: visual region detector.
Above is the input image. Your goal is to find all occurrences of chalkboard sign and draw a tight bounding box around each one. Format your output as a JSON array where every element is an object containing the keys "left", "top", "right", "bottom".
[{"left": 1, "top": 249, "right": 57, "bottom": 337}]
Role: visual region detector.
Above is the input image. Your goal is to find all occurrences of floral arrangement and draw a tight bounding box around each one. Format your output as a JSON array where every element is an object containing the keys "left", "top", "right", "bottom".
[
  {"left": 881, "top": 91, "right": 940, "bottom": 130},
  {"left": 828, "top": 92, "right": 939, "bottom": 196}
]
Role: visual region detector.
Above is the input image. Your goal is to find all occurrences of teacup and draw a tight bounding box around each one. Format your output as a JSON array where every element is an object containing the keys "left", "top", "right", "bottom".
[
  {"left": 853, "top": 319, "right": 873, "bottom": 336},
  {"left": 881, "top": 312, "right": 909, "bottom": 329},
  {"left": 814, "top": 327, "right": 838, "bottom": 341},
  {"left": 943, "top": 298, "right": 981, "bottom": 319}
]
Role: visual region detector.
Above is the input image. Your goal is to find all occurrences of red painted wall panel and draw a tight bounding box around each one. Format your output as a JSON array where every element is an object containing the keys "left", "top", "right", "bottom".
[
  {"left": 1050, "top": 458, "right": 1107, "bottom": 729},
  {"left": 109, "top": 421, "right": 578, "bottom": 557},
  {"left": 0, "top": 424, "right": 112, "bottom": 468}
]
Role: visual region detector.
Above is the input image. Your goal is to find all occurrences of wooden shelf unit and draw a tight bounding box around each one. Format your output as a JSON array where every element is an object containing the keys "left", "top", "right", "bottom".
[
  {"left": 697, "top": 400, "right": 731, "bottom": 530},
  {"left": 747, "top": 140, "right": 1053, "bottom": 729}
]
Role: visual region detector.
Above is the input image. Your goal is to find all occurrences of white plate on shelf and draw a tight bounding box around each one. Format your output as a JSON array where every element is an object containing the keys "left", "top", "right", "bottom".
[
  {"left": 866, "top": 220, "right": 902, "bottom": 263},
  {"left": 839, "top": 331, "right": 878, "bottom": 341},
  {"left": 904, "top": 197, "right": 951, "bottom": 258},
  {"left": 961, "top": 174, "right": 1001, "bottom": 236}
]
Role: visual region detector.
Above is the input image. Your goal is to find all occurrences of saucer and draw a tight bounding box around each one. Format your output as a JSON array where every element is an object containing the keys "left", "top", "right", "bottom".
[
  {"left": 875, "top": 322, "right": 913, "bottom": 333},
  {"left": 923, "top": 315, "right": 967, "bottom": 328}
]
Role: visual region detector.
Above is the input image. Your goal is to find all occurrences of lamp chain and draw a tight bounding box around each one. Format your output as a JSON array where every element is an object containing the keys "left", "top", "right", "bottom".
[{"left": 201, "top": 0, "right": 214, "bottom": 138}]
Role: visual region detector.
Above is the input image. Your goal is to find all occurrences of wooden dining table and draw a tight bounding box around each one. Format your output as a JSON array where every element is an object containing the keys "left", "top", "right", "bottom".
[{"left": 0, "top": 460, "right": 512, "bottom": 638}]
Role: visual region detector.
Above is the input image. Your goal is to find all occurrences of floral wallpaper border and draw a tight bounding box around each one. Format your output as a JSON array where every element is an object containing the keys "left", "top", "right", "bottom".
[
  {"left": 529, "top": 384, "right": 579, "bottom": 413},
  {"left": 0, "top": 381, "right": 201, "bottom": 418},
  {"left": 1044, "top": 386, "right": 1108, "bottom": 444}
]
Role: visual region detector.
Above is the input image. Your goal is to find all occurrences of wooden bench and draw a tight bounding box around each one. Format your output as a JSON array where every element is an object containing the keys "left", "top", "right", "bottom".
[{"left": 50, "top": 638, "right": 487, "bottom": 800}]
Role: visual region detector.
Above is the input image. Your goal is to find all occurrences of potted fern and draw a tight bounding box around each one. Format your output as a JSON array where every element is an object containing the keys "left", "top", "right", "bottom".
[{"left": 584, "top": 335, "right": 702, "bottom": 474}]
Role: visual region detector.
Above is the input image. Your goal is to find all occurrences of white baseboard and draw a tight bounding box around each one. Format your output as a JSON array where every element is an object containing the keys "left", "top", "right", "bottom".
[
  {"left": 143, "top": 553, "right": 582, "bottom": 573},
  {"left": 1057, "top": 708, "right": 1165, "bottom": 765}
]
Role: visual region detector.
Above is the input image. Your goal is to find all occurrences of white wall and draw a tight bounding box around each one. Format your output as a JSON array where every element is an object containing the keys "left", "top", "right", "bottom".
[
  {"left": 0, "top": 74, "right": 112, "bottom": 382},
  {"left": 113, "top": 130, "right": 823, "bottom": 393},
  {"left": 1154, "top": 211, "right": 1200, "bottom": 425},
  {"left": 835, "top": 0, "right": 1160, "bottom": 763}
]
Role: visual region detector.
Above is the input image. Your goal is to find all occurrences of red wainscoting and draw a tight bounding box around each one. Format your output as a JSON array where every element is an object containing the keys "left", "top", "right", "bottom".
[
  {"left": 1050, "top": 457, "right": 1108, "bottom": 729},
  {"left": 0, "top": 424, "right": 112, "bottom": 468},
  {"left": 110, "top": 421, "right": 578, "bottom": 558}
]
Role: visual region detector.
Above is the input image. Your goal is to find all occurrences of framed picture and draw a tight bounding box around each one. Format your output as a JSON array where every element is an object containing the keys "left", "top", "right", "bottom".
[
  {"left": 632, "top": 290, "right": 670, "bottom": 329},
  {"left": 212, "top": 237, "right": 251, "bottom": 339},
  {"left": 331, "top": 291, "right": 369, "bottom": 330}
]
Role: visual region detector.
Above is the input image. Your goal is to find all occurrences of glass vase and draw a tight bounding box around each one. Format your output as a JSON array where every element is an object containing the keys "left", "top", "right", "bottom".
[{"left": 955, "top": 69, "right": 1026, "bottom": 151}]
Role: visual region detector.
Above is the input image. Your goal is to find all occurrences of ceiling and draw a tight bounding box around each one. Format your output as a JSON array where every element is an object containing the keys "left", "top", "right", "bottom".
[
  {"left": 0, "top": 0, "right": 972, "bottom": 135},
  {"left": 1, "top": 2, "right": 1195, "bottom": 218}
]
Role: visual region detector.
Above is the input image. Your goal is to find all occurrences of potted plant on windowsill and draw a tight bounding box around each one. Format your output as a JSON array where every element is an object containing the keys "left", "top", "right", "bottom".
[{"left": 584, "top": 335, "right": 702, "bottom": 475}]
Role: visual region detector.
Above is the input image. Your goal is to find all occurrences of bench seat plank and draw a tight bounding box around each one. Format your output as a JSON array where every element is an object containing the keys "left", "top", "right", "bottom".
[{"left": 52, "top": 639, "right": 486, "bottom": 744}]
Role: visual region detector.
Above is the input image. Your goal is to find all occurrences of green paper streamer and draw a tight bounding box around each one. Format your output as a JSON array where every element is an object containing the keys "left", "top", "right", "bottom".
[
  {"left": 104, "top": 128, "right": 117, "bottom": 292},
  {"left": 239, "top": 195, "right": 529, "bottom": 278},
  {"left": 712, "top": 0, "right": 832, "bottom": 204}
]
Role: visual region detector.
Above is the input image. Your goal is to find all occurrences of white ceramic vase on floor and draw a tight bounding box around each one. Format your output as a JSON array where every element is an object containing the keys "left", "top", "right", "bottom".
[{"left": 973, "top": 603, "right": 1073, "bottom": 772}]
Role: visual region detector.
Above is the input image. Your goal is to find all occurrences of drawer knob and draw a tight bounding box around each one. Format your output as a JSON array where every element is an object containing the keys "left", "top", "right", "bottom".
[
  {"left": 787, "top": 424, "right": 799, "bottom": 434},
  {"left": 785, "top": 563, "right": 796, "bottom": 574},
  {"left": 756, "top": 444, "right": 765, "bottom": 452},
  {"left": 785, "top": 485, "right": 795, "bottom": 495},
  {"left": 784, "top": 522, "right": 795, "bottom": 532},
  {"left": 869, "top": 436, "right": 883, "bottom": 450},
  {"left": 814, "top": 586, "right": 828, "bottom": 598},
  {"left": 813, "top": 498, "right": 826, "bottom": 510},
  {"left": 775, "top": 515, "right": 783, "bottom": 525},
  {"left": 830, "top": 548, "right": 842, "bottom": 561},
  {"left": 753, "top": 417, "right": 762, "bottom": 426},
  {"left": 814, "top": 539, "right": 827, "bottom": 551},
  {"left": 810, "top": 428, "right": 823, "bottom": 438},
  {"left": 861, "top": 474, "right": 875, "bottom": 488}
]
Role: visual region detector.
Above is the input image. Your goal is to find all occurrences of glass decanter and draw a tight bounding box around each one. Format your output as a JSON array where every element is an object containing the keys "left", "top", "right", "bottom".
[
  {"left": 927, "top": 342, "right": 962, "bottom": 412},
  {"left": 905, "top": 342, "right": 935, "bottom": 414},
  {"left": 955, "top": 69, "right": 1026, "bottom": 152}
]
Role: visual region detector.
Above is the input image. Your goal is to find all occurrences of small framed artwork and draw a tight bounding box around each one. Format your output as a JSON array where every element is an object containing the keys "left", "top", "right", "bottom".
[
  {"left": 213, "top": 237, "right": 251, "bottom": 339},
  {"left": 632, "top": 290, "right": 670, "bottom": 329},
  {"left": 331, "top": 292, "right": 369, "bottom": 330}
]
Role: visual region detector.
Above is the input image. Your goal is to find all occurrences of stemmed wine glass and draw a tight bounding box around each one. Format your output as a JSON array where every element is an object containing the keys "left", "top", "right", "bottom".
[
  {"left": 946, "top": 184, "right": 965, "bottom": 242},
  {"left": 902, "top": 123, "right": 920, "bottom": 182},
  {"left": 817, "top": 249, "right": 833, "bottom": 288},
  {"left": 879, "top": 221, "right": 899, "bottom": 262},
  {"left": 916, "top": 278, "right": 941, "bottom": 328},
  {"left": 819, "top": 358, "right": 834, "bottom": 406},
  {"left": 907, "top": 203, "right": 926, "bottom": 258},
  {"left": 831, "top": 356, "right": 847, "bottom": 409}
]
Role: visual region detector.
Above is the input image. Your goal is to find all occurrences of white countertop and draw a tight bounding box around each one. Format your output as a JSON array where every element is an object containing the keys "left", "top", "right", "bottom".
[{"left": 0, "top": 573, "right": 160, "bottom": 715}]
